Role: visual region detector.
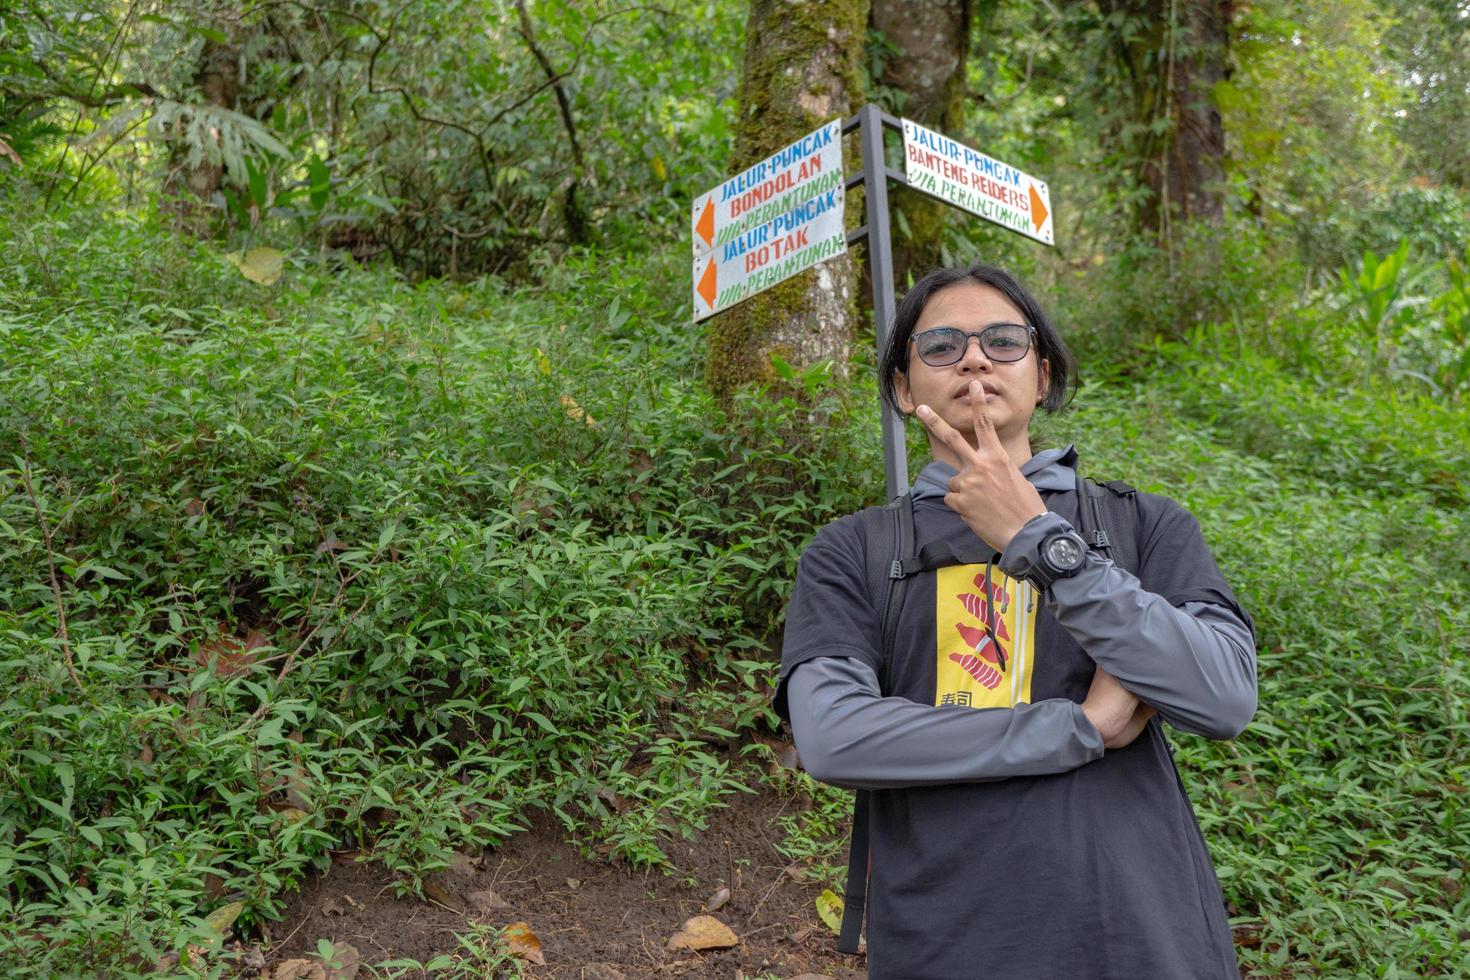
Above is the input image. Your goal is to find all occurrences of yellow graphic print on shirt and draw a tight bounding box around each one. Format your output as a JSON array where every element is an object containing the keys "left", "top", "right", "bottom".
[{"left": 933, "top": 565, "right": 1037, "bottom": 709}]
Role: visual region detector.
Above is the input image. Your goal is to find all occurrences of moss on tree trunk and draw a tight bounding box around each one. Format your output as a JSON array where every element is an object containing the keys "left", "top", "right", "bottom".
[
  {"left": 704, "top": 0, "right": 869, "bottom": 402},
  {"left": 1098, "top": 0, "right": 1230, "bottom": 245},
  {"left": 872, "top": 0, "right": 975, "bottom": 287}
]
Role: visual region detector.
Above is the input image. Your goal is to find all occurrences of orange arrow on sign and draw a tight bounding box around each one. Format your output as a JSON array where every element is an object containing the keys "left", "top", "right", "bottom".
[
  {"left": 1027, "top": 183, "right": 1049, "bottom": 232},
  {"left": 697, "top": 258, "right": 717, "bottom": 308},
  {"left": 695, "top": 199, "right": 715, "bottom": 249}
]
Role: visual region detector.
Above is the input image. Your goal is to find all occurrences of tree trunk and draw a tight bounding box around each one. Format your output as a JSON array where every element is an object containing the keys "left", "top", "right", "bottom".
[
  {"left": 167, "top": 38, "right": 241, "bottom": 208},
  {"left": 870, "top": 0, "right": 972, "bottom": 286},
  {"left": 704, "top": 0, "right": 868, "bottom": 402},
  {"left": 1097, "top": 0, "right": 1230, "bottom": 244}
]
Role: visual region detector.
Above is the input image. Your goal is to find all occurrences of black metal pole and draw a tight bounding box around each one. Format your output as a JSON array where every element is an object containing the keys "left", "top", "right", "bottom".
[{"left": 855, "top": 104, "right": 908, "bottom": 501}]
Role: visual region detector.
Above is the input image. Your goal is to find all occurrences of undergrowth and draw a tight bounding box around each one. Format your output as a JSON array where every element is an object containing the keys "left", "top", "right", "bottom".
[
  {"left": 1, "top": 202, "right": 1467, "bottom": 976},
  {"left": 0, "top": 205, "right": 872, "bottom": 975}
]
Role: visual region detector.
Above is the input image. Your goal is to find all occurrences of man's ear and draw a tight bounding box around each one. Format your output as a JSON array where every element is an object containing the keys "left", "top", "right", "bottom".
[
  {"left": 1037, "top": 357, "right": 1051, "bottom": 405},
  {"left": 893, "top": 370, "right": 915, "bottom": 414}
]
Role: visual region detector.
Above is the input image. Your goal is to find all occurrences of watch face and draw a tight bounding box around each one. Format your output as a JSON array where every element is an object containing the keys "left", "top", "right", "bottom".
[{"left": 1045, "top": 534, "right": 1085, "bottom": 570}]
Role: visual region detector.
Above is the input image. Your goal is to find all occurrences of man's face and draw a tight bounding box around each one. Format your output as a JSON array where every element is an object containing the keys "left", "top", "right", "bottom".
[{"left": 892, "top": 282, "right": 1048, "bottom": 453}]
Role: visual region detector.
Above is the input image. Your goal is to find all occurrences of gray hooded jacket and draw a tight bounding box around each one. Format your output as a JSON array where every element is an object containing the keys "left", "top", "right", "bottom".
[{"left": 784, "top": 446, "right": 1257, "bottom": 789}]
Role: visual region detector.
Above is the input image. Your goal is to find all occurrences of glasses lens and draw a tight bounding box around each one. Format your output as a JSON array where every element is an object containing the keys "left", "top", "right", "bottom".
[
  {"left": 981, "top": 324, "right": 1031, "bottom": 362},
  {"left": 914, "top": 328, "right": 966, "bottom": 366}
]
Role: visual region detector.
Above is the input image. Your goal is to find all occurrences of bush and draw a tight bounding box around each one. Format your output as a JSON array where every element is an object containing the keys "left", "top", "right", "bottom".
[
  {"left": 4, "top": 199, "right": 1468, "bottom": 976},
  {"left": 0, "top": 204, "right": 879, "bottom": 973}
]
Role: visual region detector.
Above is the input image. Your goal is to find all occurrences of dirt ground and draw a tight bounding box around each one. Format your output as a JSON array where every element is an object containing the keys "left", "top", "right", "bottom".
[{"left": 261, "top": 786, "right": 867, "bottom": 980}]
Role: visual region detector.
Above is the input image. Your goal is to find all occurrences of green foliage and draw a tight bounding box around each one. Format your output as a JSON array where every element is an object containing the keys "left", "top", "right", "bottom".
[
  {"left": 772, "top": 771, "right": 852, "bottom": 892},
  {"left": 0, "top": 201, "right": 882, "bottom": 972},
  {"left": 376, "top": 921, "right": 525, "bottom": 978},
  {"left": 1386, "top": 0, "right": 1470, "bottom": 189},
  {"left": 0, "top": 0, "right": 745, "bottom": 276},
  {"left": 2, "top": 2, "right": 1469, "bottom": 974},
  {"left": 1053, "top": 372, "right": 1470, "bottom": 975},
  {"left": 1054, "top": 218, "right": 1303, "bottom": 358}
]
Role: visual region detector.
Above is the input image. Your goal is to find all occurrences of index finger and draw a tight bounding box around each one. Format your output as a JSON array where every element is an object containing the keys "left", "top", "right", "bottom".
[
  {"left": 915, "top": 404, "right": 982, "bottom": 466},
  {"left": 968, "top": 380, "right": 1005, "bottom": 455}
]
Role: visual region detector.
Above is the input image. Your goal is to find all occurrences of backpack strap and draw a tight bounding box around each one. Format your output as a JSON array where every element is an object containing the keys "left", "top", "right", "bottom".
[
  {"left": 838, "top": 787, "right": 871, "bottom": 954},
  {"left": 839, "top": 492, "right": 917, "bottom": 955},
  {"left": 1074, "top": 473, "right": 1141, "bottom": 575},
  {"left": 880, "top": 493, "right": 916, "bottom": 694}
]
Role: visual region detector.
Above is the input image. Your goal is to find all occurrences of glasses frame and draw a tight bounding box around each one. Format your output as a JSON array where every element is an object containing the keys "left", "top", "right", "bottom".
[{"left": 909, "top": 323, "right": 1036, "bottom": 367}]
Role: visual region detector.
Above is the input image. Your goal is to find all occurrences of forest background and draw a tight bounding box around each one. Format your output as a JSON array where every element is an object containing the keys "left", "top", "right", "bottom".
[{"left": 1, "top": 0, "right": 1468, "bottom": 976}]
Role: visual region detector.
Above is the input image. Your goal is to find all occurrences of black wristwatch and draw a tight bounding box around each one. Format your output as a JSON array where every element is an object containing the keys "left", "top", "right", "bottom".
[{"left": 1022, "top": 528, "right": 1088, "bottom": 592}]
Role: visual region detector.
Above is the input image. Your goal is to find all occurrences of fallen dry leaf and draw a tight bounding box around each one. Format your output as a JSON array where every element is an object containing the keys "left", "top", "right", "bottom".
[
  {"left": 241, "top": 945, "right": 266, "bottom": 974},
  {"left": 197, "top": 628, "right": 270, "bottom": 680},
  {"left": 226, "top": 246, "right": 286, "bottom": 286},
  {"left": 596, "top": 786, "right": 627, "bottom": 811},
  {"left": 204, "top": 900, "right": 245, "bottom": 937},
  {"left": 502, "top": 921, "right": 546, "bottom": 965},
  {"left": 422, "top": 879, "right": 456, "bottom": 909},
  {"left": 0, "top": 136, "right": 21, "bottom": 167},
  {"left": 664, "top": 914, "right": 738, "bottom": 953},
  {"left": 323, "top": 941, "right": 360, "bottom": 980},
  {"left": 467, "top": 888, "right": 510, "bottom": 912},
  {"left": 448, "top": 850, "right": 481, "bottom": 874},
  {"left": 559, "top": 394, "right": 598, "bottom": 427},
  {"left": 267, "top": 959, "right": 324, "bottom": 980},
  {"left": 815, "top": 889, "right": 844, "bottom": 935},
  {"left": 705, "top": 885, "right": 731, "bottom": 913}
]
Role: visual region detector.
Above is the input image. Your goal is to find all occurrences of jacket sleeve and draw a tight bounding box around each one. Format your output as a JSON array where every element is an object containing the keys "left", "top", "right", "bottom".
[
  {"left": 786, "top": 655, "right": 1105, "bottom": 790},
  {"left": 999, "top": 510, "right": 1257, "bottom": 739}
]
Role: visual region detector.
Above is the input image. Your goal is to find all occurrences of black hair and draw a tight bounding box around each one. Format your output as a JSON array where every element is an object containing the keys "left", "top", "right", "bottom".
[{"left": 878, "top": 262, "right": 1078, "bottom": 417}]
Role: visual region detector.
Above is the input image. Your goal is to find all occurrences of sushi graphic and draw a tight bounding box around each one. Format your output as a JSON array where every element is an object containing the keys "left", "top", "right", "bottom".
[
  {"left": 935, "top": 565, "right": 1034, "bottom": 708},
  {"left": 948, "top": 576, "right": 1013, "bottom": 689}
]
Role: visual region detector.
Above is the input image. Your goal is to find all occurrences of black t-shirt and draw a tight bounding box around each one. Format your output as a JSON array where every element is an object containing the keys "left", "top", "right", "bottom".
[{"left": 778, "top": 486, "right": 1245, "bottom": 979}]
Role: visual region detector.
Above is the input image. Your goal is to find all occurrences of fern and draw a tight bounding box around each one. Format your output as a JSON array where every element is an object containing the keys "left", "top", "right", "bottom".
[{"left": 142, "top": 98, "right": 289, "bottom": 185}]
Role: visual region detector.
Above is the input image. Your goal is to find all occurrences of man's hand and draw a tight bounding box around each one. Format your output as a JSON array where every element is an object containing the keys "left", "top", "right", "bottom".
[
  {"left": 1107, "top": 702, "right": 1156, "bottom": 750},
  {"left": 915, "top": 381, "right": 1046, "bottom": 553},
  {"left": 1081, "top": 666, "right": 1153, "bottom": 749}
]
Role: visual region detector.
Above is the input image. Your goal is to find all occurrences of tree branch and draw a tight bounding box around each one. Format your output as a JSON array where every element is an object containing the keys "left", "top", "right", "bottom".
[
  {"left": 28, "top": 59, "right": 163, "bottom": 107},
  {"left": 514, "top": 0, "right": 587, "bottom": 241}
]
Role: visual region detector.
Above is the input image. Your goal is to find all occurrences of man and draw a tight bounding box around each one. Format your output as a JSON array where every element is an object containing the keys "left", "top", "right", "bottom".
[{"left": 775, "top": 263, "right": 1257, "bottom": 978}]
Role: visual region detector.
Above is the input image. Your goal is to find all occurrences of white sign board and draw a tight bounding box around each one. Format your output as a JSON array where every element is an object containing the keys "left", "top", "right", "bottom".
[
  {"left": 691, "top": 119, "right": 847, "bottom": 321},
  {"left": 901, "top": 118, "right": 1054, "bottom": 246}
]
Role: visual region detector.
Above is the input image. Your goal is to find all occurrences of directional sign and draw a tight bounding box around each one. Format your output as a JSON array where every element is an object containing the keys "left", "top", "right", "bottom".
[
  {"left": 900, "top": 119, "right": 1053, "bottom": 246},
  {"left": 691, "top": 119, "right": 846, "bottom": 321}
]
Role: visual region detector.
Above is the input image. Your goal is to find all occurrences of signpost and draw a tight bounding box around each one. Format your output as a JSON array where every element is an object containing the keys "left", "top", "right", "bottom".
[
  {"left": 691, "top": 119, "right": 846, "bottom": 322},
  {"left": 691, "top": 107, "right": 1054, "bottom": 500},
  {"left": 901, "top": 119, "right": 1053, "bottom": 246}
]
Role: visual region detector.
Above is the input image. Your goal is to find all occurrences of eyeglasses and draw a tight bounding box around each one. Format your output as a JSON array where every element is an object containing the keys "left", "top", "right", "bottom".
[{"left": 910, "top": 324, "right": 1034, "bottom": 366}]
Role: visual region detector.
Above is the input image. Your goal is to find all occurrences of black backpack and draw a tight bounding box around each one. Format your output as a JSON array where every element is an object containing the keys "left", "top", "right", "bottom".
[{"left": 834, "top": 473, "right": 1141, "bottom": 955}]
